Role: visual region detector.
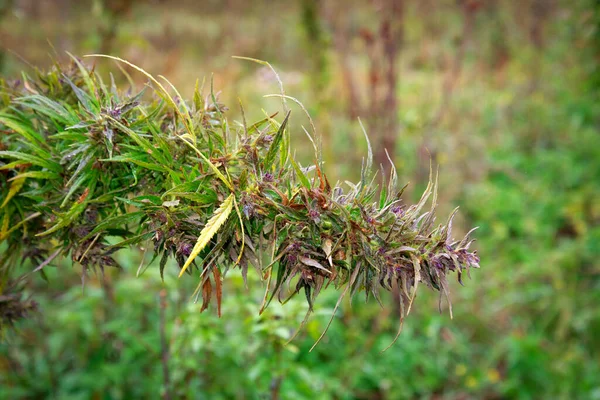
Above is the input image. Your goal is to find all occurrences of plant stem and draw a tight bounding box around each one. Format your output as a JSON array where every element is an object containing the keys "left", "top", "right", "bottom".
[{"left": 159, "top": 289, "right": 171, "bottom": 400}]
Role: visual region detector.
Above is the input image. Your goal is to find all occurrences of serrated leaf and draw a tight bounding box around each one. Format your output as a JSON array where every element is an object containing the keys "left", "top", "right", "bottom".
[
  {"left": 63, "top": 75, "right": 98, "bottom": 113},
  {"left": 100, "top": 155, "right": 169, "bottom": 172},
  {"left": 0, "top": 114, "right": 47, "bottom": 150},
  {"left": 263, "top": 110, "right": 290, "bottom": 170},
  {"left": 299, "top": 256, "right": 331, "bottom": 275},
  {"left": 159, "top": 251, "right": 169, "bottom": 282},
  {"left": 36, "top": 201, "right": 87, "bottom": 237},
  {"left": 106, "top": 116, "right": 168, "bottom": 165},
  {"left": 179, "top": 194, "right": 234, "bottom": 277},
  {"left": 107, "top": 231, "right": 154, "bottom": 250},
  {"left": 0, "top": 151, "right": 61, "bottom": 172},
  {"left": 8, "top": 171, "right": 60, "bottom": 181},
  {"left": 17, "top": 95, "right": 77, "bottom": 125},
  {"left": 67, "top": 52, "right": 97, "bottom": 95},
  {"left": 85, "top": 211, "right": 146, "bottom": 239},
  {"left": 290, "top": 156, "right": 311, "bottom": 189}
]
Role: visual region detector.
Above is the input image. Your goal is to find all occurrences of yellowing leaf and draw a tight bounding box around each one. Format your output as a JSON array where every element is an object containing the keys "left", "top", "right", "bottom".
[
  {"left": 0, "top": 210, "right": 9, "bottom": 240},
  {"left": 1, "top": 177, "right": 26, "bottom": 208},
  {"left": 0, "top": 211, "right": 41, "bottom": 241},
  {"left": 179, "top": 194, "right": 234, "bottom": 277},
  {"left": 321, "top": 238, "right": 333, "bottom": 266}
]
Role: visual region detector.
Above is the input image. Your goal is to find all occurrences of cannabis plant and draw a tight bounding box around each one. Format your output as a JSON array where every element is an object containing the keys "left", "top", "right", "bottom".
[{"left": 0, "top": 55, "right": 480, "bottom": 345}]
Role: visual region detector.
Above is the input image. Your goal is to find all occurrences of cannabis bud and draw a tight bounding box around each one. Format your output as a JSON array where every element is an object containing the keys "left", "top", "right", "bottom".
[{"left": 0, "top": 56, "right": 480, "bottom": 346}]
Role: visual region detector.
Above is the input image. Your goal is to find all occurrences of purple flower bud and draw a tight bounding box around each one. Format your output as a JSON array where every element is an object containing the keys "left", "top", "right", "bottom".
[
  {"left": 109, "top": 108, "right": 122, "bottom": 118},
  {"left": 465, "top": 251, "right": 480, "bottom": 265},
  {"left": 243, "top": 203, "right": 255, "bottom": 219},
  {"left": 431, "top": 258, "right": 444, "bottom": 270},
  {"left": 263, "top": 172, "right": 274, "bottom": 182},
  {"left": 73, "top": 226, "right": 89, "bottom": 237},
  {"left": 391, "top": 205, "right": 404, "bottom": 216},
  {"left": 178, "top": 242, "right": 193, "bottom": 257},
  {"left": 308, "top": 209, "right": 320, "bottom": 223}
]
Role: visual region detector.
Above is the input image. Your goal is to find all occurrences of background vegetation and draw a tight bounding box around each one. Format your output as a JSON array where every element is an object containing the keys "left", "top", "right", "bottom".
[{"left": 0, "top": 0, "right": 599, "bottom": 399}]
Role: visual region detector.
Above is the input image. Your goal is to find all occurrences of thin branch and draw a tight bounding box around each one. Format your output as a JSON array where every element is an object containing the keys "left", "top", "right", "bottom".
[{"left": 159, "top": 289, "right": 172, "bottom": 400}]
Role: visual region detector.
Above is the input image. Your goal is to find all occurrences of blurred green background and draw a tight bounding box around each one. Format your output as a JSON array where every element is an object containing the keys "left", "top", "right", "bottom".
[{"left": 1, "top": 0, "right": 599, "bottom": 399}]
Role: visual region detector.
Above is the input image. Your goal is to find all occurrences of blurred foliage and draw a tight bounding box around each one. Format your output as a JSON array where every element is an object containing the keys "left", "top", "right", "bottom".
[{"left": 0, "top": 0, "right": 599, "bottom": 399}]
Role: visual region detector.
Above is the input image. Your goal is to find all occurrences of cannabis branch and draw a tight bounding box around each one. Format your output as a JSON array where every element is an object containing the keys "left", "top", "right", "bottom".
[{"left": 0, "top": 56, "right": 480, "bottom": 344}]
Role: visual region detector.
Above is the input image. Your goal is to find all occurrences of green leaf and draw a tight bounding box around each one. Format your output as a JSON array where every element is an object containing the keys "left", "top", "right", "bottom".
[
  {"left": 8, "top": 171, "right": 60, "bottom": 181},
  {"left": 61, "top": 173, "right": 89, "bottom": 208},
  {"left": 17, "top": 95, "right": 77, "bottom": 125},
  {"left": 68, "top": 52, "right": 98, "bottom": 95},
  {"left": 63, "top": 75, "right": 99, "bottom": 114},
  {"left": 290, "top": 156, "right": 311, "bottom": 189},
  {"left": 116, "top": 195, "right": 162, "bottom": 208},
  {"left": 36, "top": 201, "right": 87, "bottom": 237},
  {"left": 159, "top": 251, "right": 169, "bottom": 282},
  {"left": 0, "top": 114, "right": 47, "bottom": 149},
  {"left": 100, "top": 154, "right": 169, "bottom": 173},
  {"left": 86, "top": 211, "right": 146, "bottom": 239},
  {"left": 0, "top": 151, "right": 61, "bottom": 172},
  {"left": 106, "top": 116, "right": 168, "bottom": 165},
  {"left": 263, "top": 110, "right": 291, "bottom": 170}
]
